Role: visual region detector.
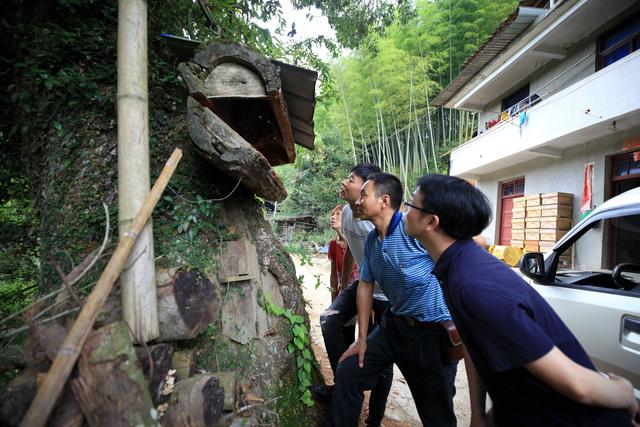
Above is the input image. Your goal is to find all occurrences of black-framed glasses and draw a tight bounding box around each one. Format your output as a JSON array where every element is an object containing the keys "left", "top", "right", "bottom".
[{"left": 404, "top": 200, "right": 432, "bottom": 214}]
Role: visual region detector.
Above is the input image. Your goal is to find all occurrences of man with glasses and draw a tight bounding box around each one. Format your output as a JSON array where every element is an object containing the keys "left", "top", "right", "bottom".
[
  {"left": 326, "top": 172, "right": 457, "bottom": 427},
  {"left": 404, "top": 174, "right": 638, "bottom": 427}
]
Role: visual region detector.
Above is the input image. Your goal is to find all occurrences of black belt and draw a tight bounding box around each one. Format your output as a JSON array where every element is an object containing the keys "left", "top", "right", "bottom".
[{"left": 401, "top": 316, "right": 441, "bottom": 330}]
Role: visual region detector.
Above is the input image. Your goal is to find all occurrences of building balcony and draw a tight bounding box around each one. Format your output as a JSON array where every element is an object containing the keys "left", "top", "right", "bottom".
[{"left": 449, "top": 50, "right": 640, "bottom": 178}]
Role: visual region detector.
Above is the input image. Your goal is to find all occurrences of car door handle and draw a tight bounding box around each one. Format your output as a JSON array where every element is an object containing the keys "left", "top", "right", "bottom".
[{"left": 623, "top": 317, "right": 640, "bottom": 334}]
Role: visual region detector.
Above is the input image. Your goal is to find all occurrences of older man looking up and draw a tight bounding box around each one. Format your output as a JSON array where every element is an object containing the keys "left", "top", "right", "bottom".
[
  {"left": 314, "top": 163, "right": 392, "bottom": 427},
  {"left": 326, "top": 172, "right": 457, "bottom": 427}
]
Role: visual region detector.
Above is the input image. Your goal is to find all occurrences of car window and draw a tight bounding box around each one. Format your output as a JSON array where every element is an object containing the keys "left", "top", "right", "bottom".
[{"left": 556, "top": 213, "right": 640, "bottom": 290}]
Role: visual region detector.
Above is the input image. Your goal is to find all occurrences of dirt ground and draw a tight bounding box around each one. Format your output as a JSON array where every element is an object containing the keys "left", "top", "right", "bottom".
[{"left": 294, "top": 255, "right": 471, "bottom": 427}]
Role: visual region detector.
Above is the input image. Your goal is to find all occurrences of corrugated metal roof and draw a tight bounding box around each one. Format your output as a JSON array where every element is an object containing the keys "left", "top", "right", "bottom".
[
  {"left": 431, "top": 0, "right": 548, "bottom": 107},
  {"left": 272, "top": 60, "right": 317, "bottom": 150},
  {"left": 161, "top": 35, "right": 317, "bottom": 150}
]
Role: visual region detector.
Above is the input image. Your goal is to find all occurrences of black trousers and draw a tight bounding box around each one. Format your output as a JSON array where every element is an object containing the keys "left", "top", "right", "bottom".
[
  {"left": 320, "top": 281, "right": 393, "bottom": 426},
  {"left": 326, "top": 311, "right": 457, "bottom": 427}
]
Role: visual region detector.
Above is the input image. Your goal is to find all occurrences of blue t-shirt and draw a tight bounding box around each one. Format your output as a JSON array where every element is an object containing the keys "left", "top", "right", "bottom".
[
  {"left": 434, "top": 238, "right": 630, "bottom": 427},
  {"left": 359, "top": 211, "right": 450, "bottom": 322}
]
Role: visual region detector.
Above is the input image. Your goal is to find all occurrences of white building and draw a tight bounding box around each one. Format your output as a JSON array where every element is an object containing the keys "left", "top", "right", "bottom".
[{"left": 433, "top": 0, "right": 640, "bottom": 270}]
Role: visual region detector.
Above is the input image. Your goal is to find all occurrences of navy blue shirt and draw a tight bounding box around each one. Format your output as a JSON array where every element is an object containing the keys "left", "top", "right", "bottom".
[{"left": 434, "top": 239, "right": 630, "bottom": 427}]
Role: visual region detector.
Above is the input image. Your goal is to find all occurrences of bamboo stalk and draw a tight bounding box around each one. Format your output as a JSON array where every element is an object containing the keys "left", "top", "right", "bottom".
[
  {"left": 117, "top": 0, "right": 158, "bottom": 343},
  {"left": 337, "top": 68, "right": 357, "bottom": 164},
  {"left": 20, "top": 148, "right": 183, "bottom": 427}
]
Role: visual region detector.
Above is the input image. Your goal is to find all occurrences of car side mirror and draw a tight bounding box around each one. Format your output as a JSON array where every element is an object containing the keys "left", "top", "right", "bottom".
[{"left": 520, "top": 252, "right": 547, "bottom": 281}]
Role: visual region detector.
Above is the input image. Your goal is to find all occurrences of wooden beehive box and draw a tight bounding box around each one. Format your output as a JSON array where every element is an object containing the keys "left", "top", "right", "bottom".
[
  {"left": 539, "top": 241, "right": 556, "bottom": 252},
  {"left": 540, "top": 205, "right": 572, "bottom": 218},
  {"left": 525, "top": 218, "right": 541, "bottom": 229},
  {"left": 525, "top": 229, "right": 540, "bottom": 240},
  {"left": 512, "top": 218, "right": 525, "bottom": 229},
  {"left": 525, "top": 194, "right": 541, "bottom": 207},
  {"left": 540, "top": 217, "right": 573, "bottom": 230},
  {"left": 524, "top": 241, "right": 539, "bottom": 252},
  {"left": 526, "top": 206, "right": 542, "bottom": 218},
  {"left": 541, "top": 192, "right": 573, "bottom": 206},
  {"left": 512, "top": 230, "right": 525, "bottom": 241},
  {"left": 512, "top": 206, "right": 526, "bottom": 219},
  {"left": 540, "top": 229, "right": 568, "bottom": 241}
]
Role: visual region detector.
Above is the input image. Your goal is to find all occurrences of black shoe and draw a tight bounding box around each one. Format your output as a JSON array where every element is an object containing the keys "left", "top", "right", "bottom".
[{"left": 310, "top": 383, "right": 333, "bottom": 403}]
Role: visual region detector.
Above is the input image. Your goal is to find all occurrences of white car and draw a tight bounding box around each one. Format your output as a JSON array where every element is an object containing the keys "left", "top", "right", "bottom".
[{"left": 519, "top": 187, "right": 640, "bottom": 400}]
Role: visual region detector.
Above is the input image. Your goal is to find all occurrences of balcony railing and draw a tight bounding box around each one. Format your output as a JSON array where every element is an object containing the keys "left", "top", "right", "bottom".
[{"left": 449, "top": 49, "right": 640, "bottom": 177}]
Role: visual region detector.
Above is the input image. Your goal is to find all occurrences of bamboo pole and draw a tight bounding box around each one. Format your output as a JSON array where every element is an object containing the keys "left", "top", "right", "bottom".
[
  {"left": 20, "top": 148, "right": 183, "bottom": 427},
  {"left": 117, "top": 0, "right": 158, "bottom": 342},
  {"left": 337, "top": 69, "right": 357, "bottom": 164}
]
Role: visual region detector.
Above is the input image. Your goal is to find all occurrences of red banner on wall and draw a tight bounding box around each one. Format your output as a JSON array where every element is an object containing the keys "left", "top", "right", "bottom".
[{"left": 581, "top": 163, "right": 593, "bottom": 214}]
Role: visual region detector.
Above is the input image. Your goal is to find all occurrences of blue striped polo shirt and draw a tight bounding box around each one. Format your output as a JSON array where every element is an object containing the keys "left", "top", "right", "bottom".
[{"left": 359, "top": 210, "right": 451, "bottom": 322}]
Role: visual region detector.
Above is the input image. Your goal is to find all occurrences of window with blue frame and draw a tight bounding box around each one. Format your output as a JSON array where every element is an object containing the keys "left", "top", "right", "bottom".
[{"left": 597, "top": 13, "right": 640, "bottom": 70}]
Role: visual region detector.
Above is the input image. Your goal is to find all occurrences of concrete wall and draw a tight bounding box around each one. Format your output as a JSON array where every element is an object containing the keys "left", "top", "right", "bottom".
[
  {"left": 530, "top": 38, "right": 595, "bottom": 98},
  {"left": 478, "top": 37, "right": 596, "bottom": 121},
  {"left": 476, "top": 135, "right": 625, "bottom": 270}
]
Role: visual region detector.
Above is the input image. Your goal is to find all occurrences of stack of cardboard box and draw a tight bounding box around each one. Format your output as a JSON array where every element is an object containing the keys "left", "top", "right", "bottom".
[
  {"left": 510, "top": 193, "right": 574, "bottom": 267},
  {"left": 538, "top": 192, "right": 573, "bottom": 268},
  {"left": 524, "top": 194, "right": 543, "bottom": 252}
]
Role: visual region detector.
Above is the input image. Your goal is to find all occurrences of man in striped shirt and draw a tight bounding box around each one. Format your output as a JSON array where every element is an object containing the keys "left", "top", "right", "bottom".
[{"left": 326, "top": 172, "right": 457, "bottom": 427}]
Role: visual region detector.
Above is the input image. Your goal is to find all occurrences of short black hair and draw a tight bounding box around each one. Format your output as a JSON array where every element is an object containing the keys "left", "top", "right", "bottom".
[
  {"left": 367, "top": 172, "right": 403, "bottom": 210},
  {"left": 350, "top": 162, "right": 382, "bottom": 181},
  {"left": 415, "top": 174, "right": 492, "bottom": 239}
]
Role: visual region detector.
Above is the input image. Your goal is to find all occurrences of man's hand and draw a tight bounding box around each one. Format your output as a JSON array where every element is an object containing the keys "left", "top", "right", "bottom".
[
  {"left": 608, "top": 373, "right": 639, "bottom": 426},
  {"left": 338, "top": 338, "right": 367, "bottom": 368}
]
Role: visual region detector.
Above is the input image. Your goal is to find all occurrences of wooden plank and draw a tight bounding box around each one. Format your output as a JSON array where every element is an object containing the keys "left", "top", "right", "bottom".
[
  {"left": 269, "top": 90, "right": 297, "bottom": 163},
  {"left": 20, "top": 149, "right": 182, "bottom": 427},
  {"left": 186, "top": 96, "right": 287, "bottom": 201},
  {"left": 194, "top": 43, "right": 281, "bottom": 93},
  {"left": 205, "top": 63, "right": 266, "bottom": 97}
]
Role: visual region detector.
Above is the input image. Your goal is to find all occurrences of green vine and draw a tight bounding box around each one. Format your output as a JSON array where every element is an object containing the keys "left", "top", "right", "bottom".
[{"left": 263, "top": 293, "right": 315, "bottom": 407}]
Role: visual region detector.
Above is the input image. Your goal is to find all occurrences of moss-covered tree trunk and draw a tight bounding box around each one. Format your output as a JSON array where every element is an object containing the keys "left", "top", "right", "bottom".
[{"left": 1, "top": 1, "right": 324, "bottom": 424}]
